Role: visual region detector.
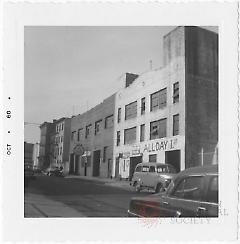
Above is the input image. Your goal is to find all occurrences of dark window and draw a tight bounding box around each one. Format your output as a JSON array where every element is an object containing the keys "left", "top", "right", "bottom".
[
  {"left": 62, "top": 123, "right": 64, "bottom": 130},
  {"left": 116, "top": 131, "right": 120, "bottom": 146},
  {"left": 117, "top": 108, "right": 121, "bottom": 123},
  {"left": 141, "top": 97, "right": 145, "bottom": 115},
  {"left": 95, "top": 120, "right": 102, "bottom": 135},
  {"left": 124, "top": 127, "right": 136, "bottom": 145},
  {"left": 172, "top": 176, "right": 203, "bottom": 201},
  {"left": 105, "top": 115, "right": 114, "bottom": 129},
  {"left": 85, "top": 124, "right": 92, "bottom": 138},
  {"left": 206, "top": 176, "right": 218, "bottom": 203},
  {"left": 125, "top": 101, "right": 137, "bottom": 120},
  {"left": 173, "top": 114, "right": 179, "bottom": 136},
  {"left": 149, "top": 166, "right": 155, "bottom": 172},
  {"left": 173, "top": 82, "right": 179, "bottom": 103},
  {"left": 71, "top": 131, "right": 76, "bottom": 141},
  {"left": 103, "top": 146, "right": 107, "bottom": 162},
  {"left": 140, "top": 124, "right": 145, "bottom": 142},
  {"left": 149, "top": 154, "right": 157, "bottom": 162},
  {"left": 150, "top": 88, "right": 167, "bottom": 111},
  {"left": 135, "top": 166, "right": 142, "bottom": 172},
  {"left": 150, "top": 119, "right": 167, "bottom": 140}
]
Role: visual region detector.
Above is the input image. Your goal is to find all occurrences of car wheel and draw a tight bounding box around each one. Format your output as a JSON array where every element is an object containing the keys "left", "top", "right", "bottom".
[
  {"left": 155, "top": 183, "right": 164, "bottom": 193},
  {"left": 135, "top": 182, "right": 142, "bottom": 193}
]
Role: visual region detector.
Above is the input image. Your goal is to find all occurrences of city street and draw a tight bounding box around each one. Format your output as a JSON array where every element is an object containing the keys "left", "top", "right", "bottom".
[{"left": 24, "top": 175, "right": 149, "bottom": 217}]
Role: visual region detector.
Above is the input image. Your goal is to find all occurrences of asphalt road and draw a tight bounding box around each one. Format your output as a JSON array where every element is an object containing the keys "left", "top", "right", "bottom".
[{"left": 24, "top": 175, "right": 150, "bottom": 217}]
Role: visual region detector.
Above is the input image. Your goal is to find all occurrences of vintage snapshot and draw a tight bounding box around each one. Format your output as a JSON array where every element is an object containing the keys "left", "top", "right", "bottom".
[{"left": 2, "top": 1, "right": 239, "bottom": 242}]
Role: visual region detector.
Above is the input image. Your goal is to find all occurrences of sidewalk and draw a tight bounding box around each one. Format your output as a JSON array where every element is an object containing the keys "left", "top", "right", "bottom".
[{"left": 65, "top": 175, "right": 134, "bottom": 191}]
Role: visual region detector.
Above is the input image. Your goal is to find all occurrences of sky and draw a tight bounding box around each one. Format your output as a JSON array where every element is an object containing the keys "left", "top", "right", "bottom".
[{"left": 24, "top": 26, "right": 218, "bottom": 144}]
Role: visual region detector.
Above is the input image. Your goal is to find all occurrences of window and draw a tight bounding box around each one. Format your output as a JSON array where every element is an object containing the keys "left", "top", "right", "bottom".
[
  {"left": 149, "top": 166, "right": 155, "bottom": 172},
  {"left": 157, "top": 165, "right": 168, "bottom": 173},
  {"left": 95, "top": 120, "right": 102, "bottom": 135},
  {"left": 117, "top": 108, "right": 121, "bottom": 123},
  {"left": 172, "top": 176, "right": 203, "bottom": 201},
  {"left": 142, "top": 166, "right": 149, "bottom": 172},
  {"left": 60, "top": 147, "right": 62, "bottom": 155},
  {"left": 85, "top": 124, "right": 92, "bottom": 138},
  {"left": 140, "top": 124, "right": 145, "bottom": 142},
  {"left": 117, "top": 131, "right": 120, "bottom": 146},
  {"left": 71, "top": 131, "right": 76, "bottom": 141},
  {"left": 105, "top": 115, "right": 114, "bottom": 129},
  {"left": 124, "top": 127, "right": 136, "bottom": 145},
  {"left": 141, "top": 97, "right": 146, "bottom": 115},
  {"left": 150, "top": 119, "right": 167, "bottom": 140},
  {"left": 173, "top": 114, "right": 179, "bottom": 136},
  {"left": 103, "top": 146, "right": 107, "bottom": 162},
  {"left": 61, "top": 123, "right": 64, "bottom": 131},
  {"left": 149, "top": 154, "right": 157, "bottom": 162},
  {"left": 173, "top": 82, "right": 179, "bottom": 103},
  {"left": 135, "top": 166, "right": 142, "bottom": 172},
  {"left": 77, "top": 129, "right": 83, "bottom": 141},
  {"left": 150, "top": 88, "right": 167, "bottom": 111},
  {"left": 206, "top": 176, "right": 218, "bottom": 203},
  {"left": 125, "top": 101, "right": 137, "bottom": 120}
]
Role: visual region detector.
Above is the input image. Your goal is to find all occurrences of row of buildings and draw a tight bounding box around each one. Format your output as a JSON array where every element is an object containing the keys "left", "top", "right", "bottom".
[{"left": 37, "top": 26, "right": 218, "bottom": 180}]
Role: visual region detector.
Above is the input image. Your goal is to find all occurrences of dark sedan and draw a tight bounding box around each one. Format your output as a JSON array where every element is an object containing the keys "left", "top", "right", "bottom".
[{"left": 128, "top": 164, "right": 218, "bottom": 217}]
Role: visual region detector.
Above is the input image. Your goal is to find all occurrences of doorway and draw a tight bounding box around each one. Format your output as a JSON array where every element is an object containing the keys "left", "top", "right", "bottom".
[
  {"left": 129, "top": 156, "right": 142, "bottom": 181},
  {"left": 69, "top": 153, "right": 74, "bottom": 174},
  {"left": 165, "top": 150, "right": 181, "bottom": 172},
  {"left": 115, "top": 157, "right": 119, "bottom": 178},
  {"left": 75, "top": 155, "right": 79, "bottom": 174},
  {"left": 93, "top": 150, "right": 101, "bottom": 177}
]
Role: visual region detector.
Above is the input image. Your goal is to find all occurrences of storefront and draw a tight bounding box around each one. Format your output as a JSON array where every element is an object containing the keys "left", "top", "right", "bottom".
[{"left": 114, "top": 135, "right": 185, "bottom": 179}]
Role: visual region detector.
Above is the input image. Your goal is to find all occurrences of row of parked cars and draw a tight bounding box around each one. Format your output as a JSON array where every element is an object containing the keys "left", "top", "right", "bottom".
[{"left": 129, "top": 162, "right": 218, "bottom": 217}]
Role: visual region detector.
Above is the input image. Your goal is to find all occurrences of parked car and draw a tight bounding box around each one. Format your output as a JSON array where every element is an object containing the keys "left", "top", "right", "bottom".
[
  {"left": 131, "top": 162, "right": 176, "bottom": 193},
  {"left": 128, "top": 164, "right": 218, "bottom": 217},
  {"left": 46, "top": 167, "right": 64, "bottom": 177}
]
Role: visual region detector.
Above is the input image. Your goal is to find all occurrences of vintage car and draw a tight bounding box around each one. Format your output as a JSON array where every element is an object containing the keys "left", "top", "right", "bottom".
[
  {"left": 131, "top": 162, "right": 176, "bottom": 193},
  {"left": 128, "top": 164, "right": 218, "bottom": 217}
]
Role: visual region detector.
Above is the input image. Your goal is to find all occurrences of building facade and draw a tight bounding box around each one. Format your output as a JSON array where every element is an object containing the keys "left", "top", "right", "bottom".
[
  {"left": 24, "top": 142, "right": 34, "bottom": 166},
  {"left": 49, "top": 118, "right": 71, "bottom": 172},
  {"left": 32, "top": 142, "right": 40, "bottom": 169},
  {"left": 69, "top": 94, "right": 115, "bottom": 178},
  {"left": 112, "top": 26, "right": 218, "bottom": 180},
  {"left": 39, "top": 122, "right": 55, "bottom": 169}
]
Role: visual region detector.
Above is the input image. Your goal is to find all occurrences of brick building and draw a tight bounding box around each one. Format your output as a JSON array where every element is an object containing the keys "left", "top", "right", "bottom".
[
  {"left": 69, "top": 94, "right": 115, "bottom": 178},
  {"left": 113, "top": 26, "right": 218, "bottom": 179}
]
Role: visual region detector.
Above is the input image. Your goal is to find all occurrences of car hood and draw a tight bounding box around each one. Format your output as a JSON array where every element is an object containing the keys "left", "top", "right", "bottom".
[{"left": 158, "top": 173, "right": 175, "bottom": 179}]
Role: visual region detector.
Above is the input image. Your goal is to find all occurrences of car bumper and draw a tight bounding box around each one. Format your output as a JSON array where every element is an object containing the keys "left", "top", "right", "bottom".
[{"left": 127, "top": 210, "right": 142, "bottom": 217}]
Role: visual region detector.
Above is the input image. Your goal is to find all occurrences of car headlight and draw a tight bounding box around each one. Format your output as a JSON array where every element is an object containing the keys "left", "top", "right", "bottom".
[{"left": 165, "top": 179, "right": 171, "bottom": 186}]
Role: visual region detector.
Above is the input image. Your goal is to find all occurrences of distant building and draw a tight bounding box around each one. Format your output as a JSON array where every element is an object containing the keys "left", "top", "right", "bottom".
[
  {"left": 69, "top": 94, "right": 116, "bottom": 178},
  {"left": 38, "top": 122, "right": 55, "bottom": 169},
  {"left": 113, "top": 26, "right": 218, "bottom": 179},
  {"left": 32, "top": 142, "right": 40, "bottom": 169},
  {"left": 24, "top": 142, "right": 34, "bottom": 166},
  {"left": 50, "top": 117, "right": 71, "bottom": 173}
]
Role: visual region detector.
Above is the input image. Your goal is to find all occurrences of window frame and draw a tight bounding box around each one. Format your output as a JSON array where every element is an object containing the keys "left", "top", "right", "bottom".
[
  {"left": 173, "top": 114, "right": 180, "bottom": 136},
  {"left": 141, "top": 97, "right": 146, "bottom": 115},
  {"left": 150, "top": 88, "right": 167, "bottom": 111},
  {"left": 95, "top": 119, "right": 102, "bottom": 135},
  {"left": 124, "top": 126, "right": 137, "bottom": 145},
  {"left": 125, "top": 101, "right": 137, "bottom": 120},
  {"left": 173, "top": 82, "right": 179, "bottom": 104},
  {"left": 150, "top": 118, "right": 167, "bottom": 140},
  {"left": 140, "top": 124, "right": 145, "bottom": 142},
  {"left": 105, "top": 114, "right": 114, "bottom": 129}
]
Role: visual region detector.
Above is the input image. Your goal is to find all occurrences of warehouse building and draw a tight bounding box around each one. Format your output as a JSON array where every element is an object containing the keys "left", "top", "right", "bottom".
[{"left": 112, "top": 26, "right": 218, "bottom": 180}]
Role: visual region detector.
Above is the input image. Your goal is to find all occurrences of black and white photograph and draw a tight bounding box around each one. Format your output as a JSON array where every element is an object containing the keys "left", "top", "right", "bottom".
[{"left": 2, "top": 1, "right": 239, "bottom": 242}]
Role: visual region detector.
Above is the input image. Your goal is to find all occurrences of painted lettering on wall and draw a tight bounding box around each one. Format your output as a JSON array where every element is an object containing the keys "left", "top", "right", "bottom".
[{"left": 143, "top": 138, "right": 178, "bottom": 153}]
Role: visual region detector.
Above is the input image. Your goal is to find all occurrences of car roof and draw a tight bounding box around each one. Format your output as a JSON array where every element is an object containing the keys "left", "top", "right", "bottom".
[
  {"left": 177, "top": 164, "right": 218, "bottom": 177},
  {"left": 136, "top": 162, "right": 172, "bottom": 167}
]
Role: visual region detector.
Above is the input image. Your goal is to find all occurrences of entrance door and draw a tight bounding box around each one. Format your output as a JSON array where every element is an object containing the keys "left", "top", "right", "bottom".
[
  {"left": 75, "top": 155, "right": 79, "bottom": 175},
  {"left": 115, "top": 157, "right": 119, "bottom": 178},
  {"left": 93, "top": 150, "right": 101, "bottom": 177},
  {"left": 69, "top": 153, "right": 74, "bottom": 174},
  {"left": 129, "top": 156, "right": 142, "bottom": 181},
  {"left": 107, "top": 159, "right": 112, "bottom": 178},
  {"left": 165, "top": 150, "right": 181, "bottom": 172}
]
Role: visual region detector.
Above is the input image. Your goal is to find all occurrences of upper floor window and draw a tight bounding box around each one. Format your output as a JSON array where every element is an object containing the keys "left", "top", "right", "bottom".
[
  {"left": 150, "top": 88, "right": 167, "bottom": 111},
  {"left": 71, "top": 131, "right": 76, "bottom": 141},
  {"left": 103, "top": 146, "right": 107, "bottom": 162},
  {"left": 125, "top": 101, "right": 137, "bottom": 120},
  {"left": 140, "top": 124, "right": 145, "bottom": 142},
  {"left": 124, "top": 127, "right": 136, "bottom": 145},
  {"left": 149, "top": 154, "right": 157, "bottom": 162},
  {"left": 173, "top": 114, "right": 179, "bottom": 136},
  {"left": 117, "top": 108, "right": 121, "bottom": 123},
  {"left": 141, "top": 97, "right": 146, "bottom": 115},
  {"left": 150, "top": 118, "right": 167, "bottom": 140},
  {"left": 95, "top": 120, "right": 102, "bottom": 135},
  {"left": 77, "top": 128, "right": 83, "bottom": 141},
  {"left": 105, "top": 115, "right": 114, "bottom": 129},
  {"left": 173, "top": 82, "right": 179, "bottom": 103},
  {"left": 61, "top": 123, "right": 64, "bottom": 131},
  {"left": 116, "top": 131, "right": 120, "bottom": 146},
  {"left": 85, "top": 124, "right": 92, "bottom": 138}
]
